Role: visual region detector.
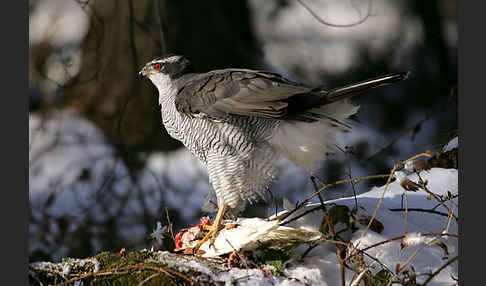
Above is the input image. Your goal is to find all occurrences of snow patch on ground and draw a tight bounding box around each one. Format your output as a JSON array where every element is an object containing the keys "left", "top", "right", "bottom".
[
  {"left": 148, "top": 168, "right": 457, "bottom": 285},
  {"left": 166, "top": 168, "right": 457, "bottom": 286},
  {"left": 270, "top": 168, "right": 458, "bottom": 286},
  {"left": 443, "top": 136, "right": 458, "bottom": 152}
]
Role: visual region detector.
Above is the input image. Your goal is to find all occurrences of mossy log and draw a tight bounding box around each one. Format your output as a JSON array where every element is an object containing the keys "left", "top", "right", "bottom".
[{"left": 29, "top": 250, "right": 226, "bottom": 285}]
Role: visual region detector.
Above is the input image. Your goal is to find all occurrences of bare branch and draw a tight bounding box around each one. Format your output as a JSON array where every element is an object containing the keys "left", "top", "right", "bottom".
[
  {"left": 389, "top": 208, "right": 449, "bottom": 217},
  {"left": 296, "top": 0, "right": 373, "bottom": 28},
  {"left": 153, "top": 0, "right": 167, "bottom": 55},
  {"left": 421, "top": 256, "right": 458, "bottom": 286}
]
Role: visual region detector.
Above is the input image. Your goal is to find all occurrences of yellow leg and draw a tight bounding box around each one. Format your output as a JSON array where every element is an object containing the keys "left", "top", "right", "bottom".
[{"left": 193, "top": 203, "right": 227, "bottom": 253}]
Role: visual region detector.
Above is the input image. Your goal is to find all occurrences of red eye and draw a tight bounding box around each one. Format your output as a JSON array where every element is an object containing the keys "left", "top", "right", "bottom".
[{"left": 154, "top": 63, "right": 161, "bottom": 70}]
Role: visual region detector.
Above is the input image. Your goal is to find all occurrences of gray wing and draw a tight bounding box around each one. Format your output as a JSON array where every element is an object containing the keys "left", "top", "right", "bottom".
[{"left": 174, "top": 69, "right": 313, "bottom": 120}]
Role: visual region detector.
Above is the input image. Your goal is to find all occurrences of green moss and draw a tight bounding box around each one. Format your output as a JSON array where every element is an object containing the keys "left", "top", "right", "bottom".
[
  {"left": 94, "top": 250, "right": 151, "bottom": 270},
  {"left": 368, "top": 269, "right": 393, "bottom": 286},
  {"left": 85, "top": 270, "right": 175, "bottom": 286},
  {"left": 258, "top": 245, "right": 292, "bottom": 276}
]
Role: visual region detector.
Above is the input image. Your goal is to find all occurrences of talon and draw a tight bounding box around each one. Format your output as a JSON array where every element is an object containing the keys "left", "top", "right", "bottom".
[
  {"left": 225, "top": 223, "right": 238, "bottom": 230},
  {"left": 192, "top": 203, "right": 227, "bottom": 255}
]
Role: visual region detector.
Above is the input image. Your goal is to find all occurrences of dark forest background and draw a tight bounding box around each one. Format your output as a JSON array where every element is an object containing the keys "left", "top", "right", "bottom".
[{"left": 29, "top": 0, "right": 457, "bottom": 262}]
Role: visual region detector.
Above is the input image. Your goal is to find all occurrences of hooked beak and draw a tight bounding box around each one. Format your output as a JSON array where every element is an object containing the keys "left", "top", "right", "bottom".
[{"left": 139, "top": 66, "right": 148, "bottom": 78}]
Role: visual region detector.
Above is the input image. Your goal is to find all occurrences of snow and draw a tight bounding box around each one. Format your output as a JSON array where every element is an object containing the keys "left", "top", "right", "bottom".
[
  {"left": 404, "top": 160, "right": 416, "bottom": 172},
  {"left": 29, "top": 111, "right": 222, "bottom": 259},
  {"left": 200, "top": 168, "right": 457, "bottom": 285},
  {"left": 393, "top": 170, "right": 408, "bottom": 182},
  {"left": 29, "top": 111, "right": 147, "bottom": 258},
  {"left": 279, "top": 168, "right": 457, "bottom": 285},
  {"left": 443, "top": 136, "right": 458, "bottom": 152},
  {"left": 150, "top": 222, "right": 168, "bottom": 245},
  {"left": 29, "top": 0, "right": 89, "bottom": 46},
  {"left": 149, "top": 168, "right": 457, "bottom": 286},
  {"left": 29, "top": 0, "right": 89, "bottom": 87},
  {"left": 30, "top": 258, "right": 100, "bottom": 279}
]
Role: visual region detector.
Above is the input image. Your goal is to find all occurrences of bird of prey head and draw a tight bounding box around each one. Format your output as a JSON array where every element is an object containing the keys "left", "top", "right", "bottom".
[{"left": 139, "top": 55, "right": 193, "bottom": 83}]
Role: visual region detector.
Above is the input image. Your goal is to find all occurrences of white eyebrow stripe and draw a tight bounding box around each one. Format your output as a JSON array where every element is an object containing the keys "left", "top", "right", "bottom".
[{"left": 151, "top": 56, "right": 181, "bottom": 65}]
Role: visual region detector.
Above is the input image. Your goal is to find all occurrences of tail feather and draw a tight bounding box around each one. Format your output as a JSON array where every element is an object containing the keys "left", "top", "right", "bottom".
[
  {"left": 318, "top": 71, "right": 410, "bottom": 105},
  {"left": 272, "top": 72, "right": 408, "bottom": 170}
]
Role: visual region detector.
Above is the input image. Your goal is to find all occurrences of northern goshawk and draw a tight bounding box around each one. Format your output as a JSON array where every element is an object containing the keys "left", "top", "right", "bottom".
[{"left": 139, "top": 55, "right": 408, "bottom": 249}]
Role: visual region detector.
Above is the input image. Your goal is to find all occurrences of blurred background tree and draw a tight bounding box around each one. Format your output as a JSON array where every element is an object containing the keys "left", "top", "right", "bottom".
[{"left": 29, "top": 0, "right": 457, "bottom": 262}]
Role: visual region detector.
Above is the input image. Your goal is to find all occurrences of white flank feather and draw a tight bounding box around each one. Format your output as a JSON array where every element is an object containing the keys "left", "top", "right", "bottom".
[{"left": 271, "top": 100, "right": 359, "bottom": 170}]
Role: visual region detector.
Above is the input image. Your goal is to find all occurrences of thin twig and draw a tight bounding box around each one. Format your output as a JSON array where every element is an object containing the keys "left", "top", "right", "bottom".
[
  {"left": 360, "top": 152, "right": 432, "bottom": 239},
  {"left": 137, "top": 272, "right": 161, "bottom": 286},
  {"left": 354, "top": 232, "right": 457, "bottom": 255},
  {"left": 52, "top": 270, "right": 131, "bottom": 286},
  {"left": 350, "top": 269, "right": 368, "bottom": 286},
  {"left": 118, "top": 0, "right": 140, "bottom": 144},
  {"left": 153, "top": 0, "right": 167, "bottom": 55},
  {"left": 364, "top": 114, "right": 433, "bottom": 162},
  {"left": 165, "top": 207, "right": 175, "bottom": 242},
  {"left": 356, "top": 164, "right": 397, "bottom": 247},
  {"left": 349, "top": 151, "right": 433, "bottom": 255},
  {"left": 404, "top": 187, "right": 409, "bottom": 234},
  {"left": 421, "top": 256, "right": 458, "bottom": 286},
  {"left": 297, "top": 0, "right": 373, "bottom": 28},
  {"left": 278, "top": 173, "right": 390, "bottom": 226},
  {"left": 48, "top": 263, "right": 194, "bottom": 286},
  {"left": 300, "top": 243, "right": 319, "bottom": 261},
  {"left": 416, "top": 173, "right": 458, "bottom": 222},
  {"left": 385, "top": 229, "right": 453, "bottom": 286},
  {"left": 279, "top": 205, "right": 323, "bottom": 226},
  {"left": 389, "top": 208, "right": 449, "bottom": 217},
  {"left": 309, "top": 174, "right": 391, "bottom": 201},
  {"left": 311, "top": 176, "right": 345, "bottom": 286},
  {"left": 391, "top": 241, "right": 432, "bottom": 283},
  {"left": 335, "top": 145, "right": 358, "bottom": 210}
]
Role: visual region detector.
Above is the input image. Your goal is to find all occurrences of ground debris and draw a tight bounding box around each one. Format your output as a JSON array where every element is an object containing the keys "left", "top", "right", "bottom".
[{"left": 29, "top": 249, "right": 221, "bottom": 285}]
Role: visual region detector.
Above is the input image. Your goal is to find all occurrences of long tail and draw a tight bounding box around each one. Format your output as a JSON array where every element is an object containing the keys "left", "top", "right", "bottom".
[{"left": 318, "top": 71, "right": 410, "bottom": 105}]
